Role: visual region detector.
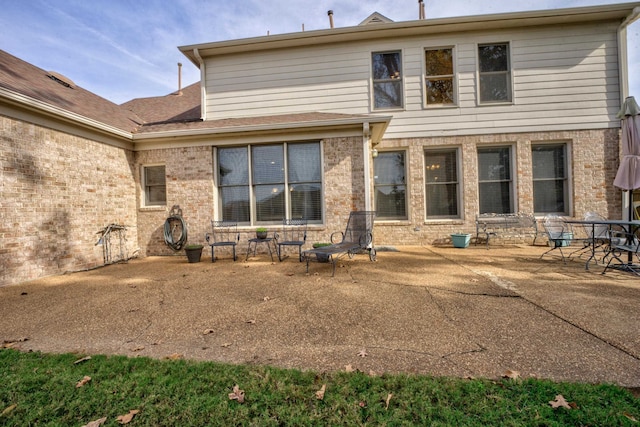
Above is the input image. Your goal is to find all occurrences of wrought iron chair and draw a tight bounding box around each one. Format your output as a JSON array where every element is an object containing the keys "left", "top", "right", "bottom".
[
  {"left": 205, "top": 220, "right": 240, "bottom": 262},
  {"left": 540, "top": 214, "right": 574, "bottom": 263},
  {"left": 274, "top": 219, "right": 307, "bottom": 262},
  {"left": 602, "top": 228, "right": 640, "bottom": 275}
]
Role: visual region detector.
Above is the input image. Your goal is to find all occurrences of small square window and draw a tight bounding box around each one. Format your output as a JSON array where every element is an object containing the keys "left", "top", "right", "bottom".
[{"left": 143, "top": 165, "right": 166, "bottom": 206}]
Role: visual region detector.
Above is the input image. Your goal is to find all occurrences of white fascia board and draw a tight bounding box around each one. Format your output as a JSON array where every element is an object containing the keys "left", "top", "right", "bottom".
[
  {"left": 0, "top": 87, "right": 133, "bottom": 141},
  {"left": 179, "top": 3, "right": 640, "bottom": 63},
  {"left": 132, "top": 115, "right": 392, "bottom": 143}
]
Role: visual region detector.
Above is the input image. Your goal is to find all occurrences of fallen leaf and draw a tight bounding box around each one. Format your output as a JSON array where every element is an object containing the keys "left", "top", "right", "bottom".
[
  {"left": 315, "top": 384, "right": 326, "bottom": 400},
  {"left": 357, "top": 349, "right": 368, "bottom": 358},
  {"left": 384, "top": 393, "right": 393, "bottom": 410},
  {"left": 164, "top": 353, "right": 183, "bottom": 360},
  {"left": 82, "top": 417, "right": 107, "bottom": 427},
  {"left": 2, "top": 338, "right": 28, "bottom": 348},
  {"left": 228, "top": 384, "right": 245, "bottom": 403},
  {"left": 74, "top": 356, "right": 92, "bottom": 365},
  {"left": 246, "top": 319, "right": 256, "bottom": 324},
  {"left": 358, "top": 401, "right": 367, "bottom": 408},
  {"left": 345, "top": 364, "right": 354, "bottom": 372},
  {"left": 76, "top": 376, "right": 92, "bottom": 388},
  {"left": 549, "top": 394, "right": 572, "bottom": 409},
  {"left": 203, "top": 329, "right": 215, "bottom": 335},
  {"left": 286, "top": 272, "right": 295, "bottom": 276},
  {"left": 116, "top": 409, "right": 140, "bottom": 424},
  {"left": 1, "top": 404, "right": 17, "bottom": 416},
  {"left": 263, "top": 296, "right": 271, "bottom": 301},
  {"left": 221, "top": 343, "right": 232, "bottom": 348},
  {"left": 502, "top": 370, "right": 520, "bottom": 380},
  {"left": 623, "top": 412, "right": 638, "bottom": 422},
  {"left": 131, "top": 346, "right": 145, "bottom": 352}
]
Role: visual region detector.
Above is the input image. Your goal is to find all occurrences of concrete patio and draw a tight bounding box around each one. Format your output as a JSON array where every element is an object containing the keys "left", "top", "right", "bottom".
[{"left": 1, "top": 244, "right": 639, "bottom": 388}]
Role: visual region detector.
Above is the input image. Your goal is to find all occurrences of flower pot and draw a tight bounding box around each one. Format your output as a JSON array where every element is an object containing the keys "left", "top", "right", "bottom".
[
  {"left": 256, "top": 231, "right": 268, "bottom": 239},
  {"left": 451, "top": 233, "right": 471, "bottom": 248},
  {"left": 185, "top": 245, "right": 203, "bottom": 263}
]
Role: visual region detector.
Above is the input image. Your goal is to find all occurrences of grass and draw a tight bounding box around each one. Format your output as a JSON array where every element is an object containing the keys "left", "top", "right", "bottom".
[{"left": 0, "top": 349, "right": 638, "bottom": 426}]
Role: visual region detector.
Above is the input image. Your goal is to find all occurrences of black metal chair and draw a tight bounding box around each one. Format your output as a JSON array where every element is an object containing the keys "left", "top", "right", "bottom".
[
  {"left": 205, "top": 220, "right": 239, "bottom": 262},
  {"left": 274, "top": 219, "right": 307, "bottom": 261}
]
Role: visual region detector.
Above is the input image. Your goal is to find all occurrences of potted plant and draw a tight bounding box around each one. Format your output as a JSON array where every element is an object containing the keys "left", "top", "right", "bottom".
[
  {"left": 312, "top": 242, "right": 332, "bottom": 262},
  {"left": 256, "top": 227, "right": 268, "bottom": 239},
  {"left": 451, "top": 233, "right": 471, "bottom": 248},
  {"left": 185, "top": 244, "right": 204, "bottom": 263}
]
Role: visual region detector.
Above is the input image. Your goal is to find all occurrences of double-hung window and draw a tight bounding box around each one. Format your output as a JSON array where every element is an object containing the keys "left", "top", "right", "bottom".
[
  {"left": 374, "top": 151, "right": 407, "bottom": 220},
  {"left": 142, "top": 165, "right": 166, "bottom": 206},
  {"left": 425, "top": 149, "right": 460, "bottom": 218},
  {"left": 478, "top": 43, "right": 511, "bottom": 103},
  {"left": 478, "top": 146, "right": 513, "bottom": 214},
  {"left": 425, "top": 47, "right": 455, "bottom": 106},
  {"left": 217, "top": 142, "right": 322, "bottom": 224},
  {"left": 372, "top": 51, "right": 403, "bottom": 110},
  {"left": 532, "top": 143, "right": 568, "bottom": 214}
]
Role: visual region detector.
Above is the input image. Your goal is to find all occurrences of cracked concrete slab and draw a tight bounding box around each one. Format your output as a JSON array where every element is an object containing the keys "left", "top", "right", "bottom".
[{"left": 1, "top": 245, "right": 639, "bottom": 387}]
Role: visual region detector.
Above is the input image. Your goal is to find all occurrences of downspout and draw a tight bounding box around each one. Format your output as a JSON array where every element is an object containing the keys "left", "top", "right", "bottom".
[
  {"left": 193, "top": 48, "right": 207, "bottom": 121},
  {"left": 363, "top": 122, "right": 372, "bottom": 211},
  {"left": 617, "top": 7, "right": 640, "bottom": 101}
]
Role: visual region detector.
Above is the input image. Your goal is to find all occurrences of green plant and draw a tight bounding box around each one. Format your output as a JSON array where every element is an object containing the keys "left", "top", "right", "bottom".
[
  {"left": 256, "top": 227, "right": 267, "bottom": 233},
  {"left": 185, "top": 244, "right": 203, "bottom": 250},
  {"left": 313, "top": 242, "right": 331, "bottom": 248}
]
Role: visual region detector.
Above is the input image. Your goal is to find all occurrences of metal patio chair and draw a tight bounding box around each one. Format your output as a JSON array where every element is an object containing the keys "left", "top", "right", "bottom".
[
  {"left": 274, "top": 218, "right": 307, "bottom": 262},
  {"left": 205, "top": 220, "right": 240, "bottom": 262},
  {"left": 540, "top": 214, "right": 574, "bottom": 264},
  {"left": 302, "top": 211, "right": 376, "bottom": 276}
]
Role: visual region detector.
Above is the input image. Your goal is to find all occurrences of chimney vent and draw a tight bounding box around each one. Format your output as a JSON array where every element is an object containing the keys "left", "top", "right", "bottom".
[
  {"left": 419, "top": 0, "right": 426, "bottom": 20},
  {"left": 328, "top": 10, "right": 334, "bottom": 29},
  {"left": 177, "top": 62, "right": 183, "bottom": 96}
]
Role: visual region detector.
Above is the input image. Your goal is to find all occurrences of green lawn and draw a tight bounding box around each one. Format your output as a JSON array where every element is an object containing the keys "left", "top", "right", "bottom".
[{"left": 0, "top": 349, "right": 638, "bottom": 426}]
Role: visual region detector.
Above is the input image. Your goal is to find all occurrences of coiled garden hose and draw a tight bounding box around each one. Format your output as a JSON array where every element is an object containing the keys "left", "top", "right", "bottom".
[{"left": 164, "top": 215, "right": 188, "bottom": 251}]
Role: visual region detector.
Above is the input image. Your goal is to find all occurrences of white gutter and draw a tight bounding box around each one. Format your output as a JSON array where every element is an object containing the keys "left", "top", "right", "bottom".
[
  {"left": 133, "top": 115, "right": 392, "bottom": 142},
  {"left": 618, "top": 7, "right": 640, "bottom": 100},
  {"left": 192, "top": 48, "right": 206, "bottom": 121},
  {"left": 363, "top": 122, "right": 372, "bottom": 211},
  {"left": 0, "top": 87, "right": 133, "bottom": 140}
]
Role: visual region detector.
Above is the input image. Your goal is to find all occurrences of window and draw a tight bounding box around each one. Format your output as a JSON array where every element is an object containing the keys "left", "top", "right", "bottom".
[
  {"left": 372, "top": 51, "right": 403, "bottom": 109},
  {"left": 142, "top": 165, "right": 166, "bottom": 206},
  {"left": 425, "top": 149, "right": 460, "bottom": 218},
  {"left": 425, "top": 48, "right": 455, "bottom": 105},
  {"left": 532, "top": 144, "right": 568, "bottom": 214},
  {"left": 374, "top": 151, "right": 407, "bottom": 220},
  {"left": 478, "top": 43, "right": 511, "bottom": 103},
  {"left": 478, "top": 147, "right": 513, "bottom": 214},
  {"left": 217, "top": 142, "right": 322, "bottom": 224}
]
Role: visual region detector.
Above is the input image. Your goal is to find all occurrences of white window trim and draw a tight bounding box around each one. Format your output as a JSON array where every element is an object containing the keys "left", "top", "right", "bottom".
[
  {"left": 477, "top": 144, "right": 517, "bottom": 214},
  {"left": 370, "top": 49, "right": 406, "bottom": 112},
  {"left": 424, "top": 146, "right": 463, "bottom": 221},
  {"left": 531, "top": 141, "right": 573, "bottom": 217},
  {"left": 475, "top": 41, "right": 514, "bottom": 106},
  {"left": 140, "top": 163, "right": 167, "bottom": 208},
  {"left": 423, "top": 45, "right": 458, "bottom": 109}
]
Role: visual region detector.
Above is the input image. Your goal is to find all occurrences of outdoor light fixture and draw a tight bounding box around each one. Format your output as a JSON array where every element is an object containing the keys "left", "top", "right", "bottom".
[{"left": 372, "top": 148, "right": 378, "bottom": 158}]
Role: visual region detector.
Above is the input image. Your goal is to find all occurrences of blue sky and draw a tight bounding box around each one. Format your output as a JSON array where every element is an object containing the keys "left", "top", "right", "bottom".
[{"left": 2, "top": 0, "right": 639, "bottom": 104}]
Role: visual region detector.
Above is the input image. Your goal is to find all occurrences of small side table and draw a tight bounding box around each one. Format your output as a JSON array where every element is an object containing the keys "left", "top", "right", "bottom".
[{"left": 246, "top": 237, "right": 275, "bottom": 261}]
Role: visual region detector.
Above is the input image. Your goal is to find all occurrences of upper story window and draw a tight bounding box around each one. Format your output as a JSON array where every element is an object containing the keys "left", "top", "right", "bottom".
[
  {"left": 217, "top": 142, "right": 322, "bottom": 225},
  {"left": 374, "top": 151, "right": 407, "bottom": 220},
  {"left": 532, "top": 143, "right": 568, "bottom": 215},
  {"left": 425, "top": 47, "right": 455, "bottom": 106},
  {"left": 425, "top": 148, "right": 460, "bottom": 219},
  {"left": 372, "top": 51, "right": 403, "bottom": 110},
  {"left": 478, "top": 43, "right": 511, "bottom": 103},
  {"left": 142, "top": 165, "right": 166, "bottom": 207},
  {"left": 478, "top": 146, "right": 513, "bottom": 214}
]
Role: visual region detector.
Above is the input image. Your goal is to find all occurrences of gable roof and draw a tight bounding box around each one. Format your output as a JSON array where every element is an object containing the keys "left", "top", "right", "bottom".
[
  {"left": 359, "top": 12, "right": 394, "bottom": 26},
  {"left": 0, "top": 49, "right": 143, "bottom": 133},
  {"left": 121, "top": 82, "right": 201, "bottom": 126}
]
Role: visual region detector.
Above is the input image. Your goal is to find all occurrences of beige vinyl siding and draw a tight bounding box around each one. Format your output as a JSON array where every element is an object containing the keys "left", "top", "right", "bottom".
[{"left": 204, "top": 21, "right": 620, "bottom": 137}]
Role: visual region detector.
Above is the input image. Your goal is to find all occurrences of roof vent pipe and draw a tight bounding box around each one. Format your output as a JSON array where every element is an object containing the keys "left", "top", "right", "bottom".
[
  {"left": 177, "top": 62, "right": 183, "bottom": 96},
  {"left": 328, "top": 10, "right": 334, "bottom": 29},
  {"left": 419, "top": 0, "right": 425, "bottom": 20}
]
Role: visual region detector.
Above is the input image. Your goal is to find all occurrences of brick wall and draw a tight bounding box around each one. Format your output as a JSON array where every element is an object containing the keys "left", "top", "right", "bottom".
[
  {"left": 0, "top": 115, "right": 137, "bottom": 286},
  {"left": 373, "top": 129, "right": 622, "bottom": 246}
]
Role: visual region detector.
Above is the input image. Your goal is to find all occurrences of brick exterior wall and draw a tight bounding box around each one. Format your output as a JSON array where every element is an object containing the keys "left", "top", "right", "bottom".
[
  {"left": 373, "top": 129, "right": 622, "bottom": 246},
  {"left": 0, "top": 115, "right": 137, "bottom": 286}
]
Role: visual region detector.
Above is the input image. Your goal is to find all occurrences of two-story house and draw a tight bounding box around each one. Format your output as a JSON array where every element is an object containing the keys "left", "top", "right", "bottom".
[{"left": 1, "top": 3, "right": 639, "bottom": 286}]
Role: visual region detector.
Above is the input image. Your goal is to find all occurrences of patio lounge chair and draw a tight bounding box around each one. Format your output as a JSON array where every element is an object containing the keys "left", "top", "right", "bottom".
[
  {"left": 274, "top": 219, "right": 307, "bottom": 262},
  {"left": 205, "top": 220, "right": 240, "bottom": 262},
  {"left": 302, "top": 211, "right": 376, "bottom": 276}
]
